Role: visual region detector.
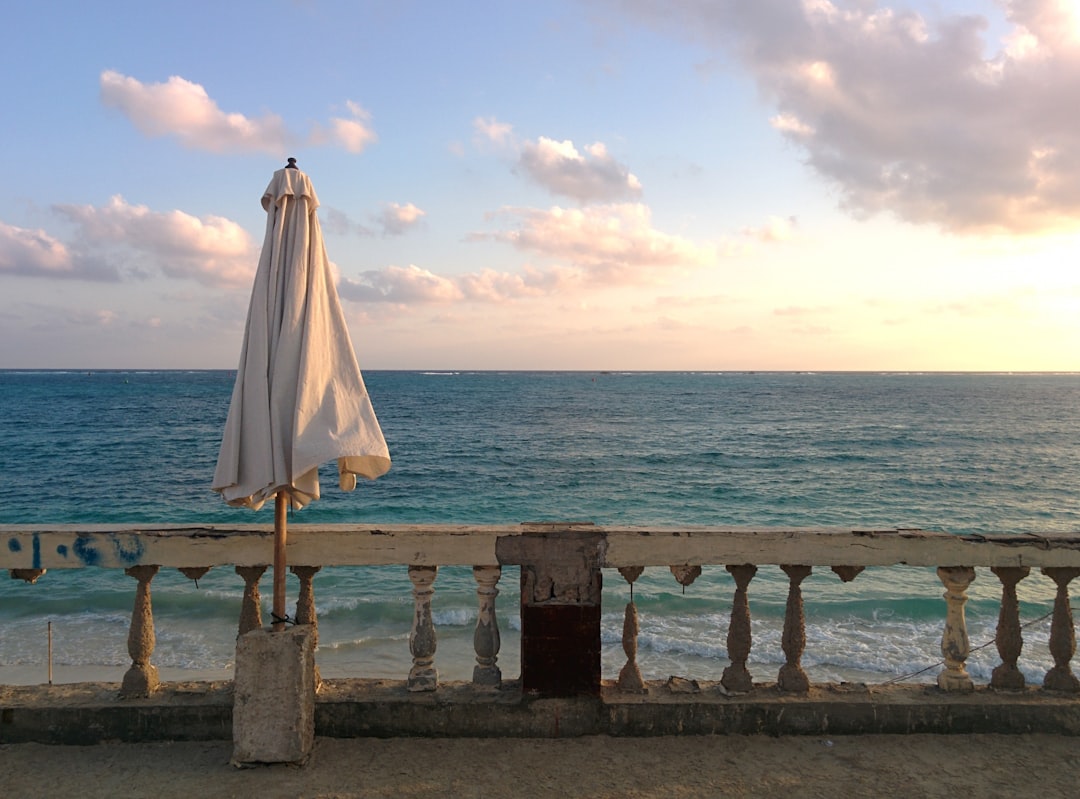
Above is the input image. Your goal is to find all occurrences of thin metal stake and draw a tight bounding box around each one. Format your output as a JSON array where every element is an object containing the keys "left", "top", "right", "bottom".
[{"left": 48, "top": 621, "right": 53, "bottom": 685}]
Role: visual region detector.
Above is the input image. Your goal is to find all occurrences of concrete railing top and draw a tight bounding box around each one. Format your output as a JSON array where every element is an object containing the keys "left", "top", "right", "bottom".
[{"left": 4, "top": 523, "right": 1080, "bottom": 571}]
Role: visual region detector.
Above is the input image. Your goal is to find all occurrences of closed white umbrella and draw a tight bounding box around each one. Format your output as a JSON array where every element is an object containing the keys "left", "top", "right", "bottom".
[{"left": 213, "top": 158, "right": 390, "bottom": 630}]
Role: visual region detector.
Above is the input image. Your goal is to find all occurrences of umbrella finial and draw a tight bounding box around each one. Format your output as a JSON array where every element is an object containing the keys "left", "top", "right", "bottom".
[{"left": 286, "top": 157, "right": 298, "bottom": 169}]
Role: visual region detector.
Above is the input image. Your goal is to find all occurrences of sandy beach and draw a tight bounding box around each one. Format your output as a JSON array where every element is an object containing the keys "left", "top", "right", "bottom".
[{"left": 2, "top": 733, "right": 1078, "bottom": 799}]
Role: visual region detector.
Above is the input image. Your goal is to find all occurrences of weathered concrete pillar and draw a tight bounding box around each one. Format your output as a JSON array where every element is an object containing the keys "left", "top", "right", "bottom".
[
  {"left": 1041, "top": 567, "right": 1080, "bottom": 693},
  {"left": 236, "top": 565, "right": 267, "bottom": 637},
  {"left": 291, "top": 564, "right": 323, "bottom": 690},
  {"left": 472, "top": 565, "right": 502, "bottom": 687},
  {"left": 778, "top": 564, "right": 812, "bottom": 693},
  {"left": 722, "top": 564, "right": 757, "bottom": 694},
  {"left": 991, "top": 566, "right": 1030, "bottom": 690},
  {"left": 290, "top": 565, "right": 322, "bottom": 647},
  {"left": 232, "top": 625, "right": 316, "bottom": 766},
  {"left": 616, "top": 566, "right": 646, "bottom": 694},
  {"left": 937, "top": 566, "right": 976, "bottom": 692},
  {"left": 497, "top": 524, "right": 604, "bottom": 697},
  {"left": 407, "top": 565, "right": 439, "bottom": 692},
  {"left": 121, "top": 564, "right": 159, "bottom": 698}
]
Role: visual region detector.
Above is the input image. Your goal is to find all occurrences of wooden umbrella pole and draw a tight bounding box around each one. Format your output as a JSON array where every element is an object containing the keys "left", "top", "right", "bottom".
[{"left": 273, "top": 490, "right": 288, "bottom": 632}]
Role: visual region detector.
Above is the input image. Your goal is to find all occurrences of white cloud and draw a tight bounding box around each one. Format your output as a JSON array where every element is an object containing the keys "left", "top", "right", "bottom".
[
  {"left": 100, "top": 71, "right": 377, "bottom": 156},
  {"left": 485, "top": 203, "right": 715, "bottom": 281},
  {"left": 454, "top": 268, "right": 552, "bottom": 301},
  {"left": 378, "top": 202, "right": 426, "bottom": 236},
  {"left": 473, "top": 118, "right": 644, "bottom": 203},
  {"left": 0, "top": 221, "right": 119, "bottom": 280},
  {"left": 473, "top": 116, "right": 515, "bottom": 147},
  {"left": 519, "top": 137, "right": 643, "bottom": 203},
  {"left": 770, "top": 113, "right": 814, "bottom": 138},
  {"left": 340, "top": 265, "right": 464, "bottom": 304},
  {"left": 100, "top": 70, "right": 293, "bottom": 154},
  {"left": 339, "top": 262, "right": 580, "bottom": 305},
  {"left": 322, "top": 203, "right": 424, "bottom": 237},
  {"left": 317, "top": 100, "right": 377, "bottom": 154},
  {"left": 604, "top": 0, "right": 1080, "bottom": 233},
  {"left": 338, "top": 130, "right": 715, "bottom": 308},
  {"left": 51, "top": 196, "right": 256, "bottom": 286}
]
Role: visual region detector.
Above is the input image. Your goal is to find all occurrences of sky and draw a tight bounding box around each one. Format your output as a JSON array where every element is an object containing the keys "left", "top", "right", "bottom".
[{"left": 2, "top": 0, "right": 1079, "bottom": 371}]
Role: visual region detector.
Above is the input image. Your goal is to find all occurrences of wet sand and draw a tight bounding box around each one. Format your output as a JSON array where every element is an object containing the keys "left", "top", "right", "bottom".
[{"left": 3, "top": 733, "right": 1078, "bottom": 799}]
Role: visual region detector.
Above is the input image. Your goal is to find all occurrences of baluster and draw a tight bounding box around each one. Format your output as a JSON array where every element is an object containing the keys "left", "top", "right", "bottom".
[
  {"left": 1041, "top": 567, "right": 1080, "bottom": 693},
  {"left": 407, "top": 565, "right": 439, "bottom": 692},
  {"left": 722, "top": 564, "right": 757, "bottom": 693},
  {"left": 178, "top": 566, "right": 210, "bottom": 584},
  {"left": 937, "top": 566, "right": 976, "bottom": 692},
  {"left": 616, "top": 566, "right": 646, "bottom": 693},
  {"left": 778, "top": 564, "right": 812, "bottom": 693},
  {"left": 670, "top": 564, "right": 702, "bottom": 593},
  {"left": 291, "top": 564, "right": 323, "bottom": 690},
  {"left": 472, "top": 565, "right": 502, "bottom": 687},
  {"left": 10, "top": 568, "right": 46, "bottom": 583},
  {"left": 235, "top": 565, "right": 268, "bottom": 635},
  {"left": 121, "top": 564, "right": 159, "bottom": 698},
  {"left": 990, "top": 566, "right": 1030, "bottom": 690},
  {"left": 290, "top": 565, "right": 322, "bottom": 644},
  {"left": 831, "top": 566, "right": 864, "bottom": 583}
]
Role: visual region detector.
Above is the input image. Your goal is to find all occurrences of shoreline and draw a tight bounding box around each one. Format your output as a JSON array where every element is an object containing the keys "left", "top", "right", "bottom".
[
  {"left": 0, "top": 659, "right": 938, "bottom": 690},
  {"left": 0, "top": 664, "right": 235, "bottom": 687}
]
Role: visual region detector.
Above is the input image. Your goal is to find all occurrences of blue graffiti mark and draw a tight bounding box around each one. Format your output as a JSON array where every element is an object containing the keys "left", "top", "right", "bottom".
[
  {"left": 112, "top": 536, "right": 145, "bottom": 565},
  {"left": 32, "top": 534, "right": 41, "bottom": 570},
  {"left": 56, "top": 544, "right": 69, "bottom": 558},
  {"left": 7, "top": 538, "right": 21, "bottom": 552},
  {"left": 73, "top": 536, "right": 102, "bottom": 566}
]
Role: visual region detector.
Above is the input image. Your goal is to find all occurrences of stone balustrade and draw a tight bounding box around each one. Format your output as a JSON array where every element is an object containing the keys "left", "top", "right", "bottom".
[{"left": 4, "top": 523, "right": 1080, "bottom": 701}]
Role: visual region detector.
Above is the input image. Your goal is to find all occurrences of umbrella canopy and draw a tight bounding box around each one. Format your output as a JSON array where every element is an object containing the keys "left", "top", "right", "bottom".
[
  {"left": 213, "top": 160, "right": 390, "bottom": 509},
  {"left": 213, "top": 159, "right": 390, "bottom": 626}
]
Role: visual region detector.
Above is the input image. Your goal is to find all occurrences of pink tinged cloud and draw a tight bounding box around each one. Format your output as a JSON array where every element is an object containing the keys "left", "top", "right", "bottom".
[
  {"left": 0, "top": 222, "right": 77, "bottom": 276},
  {"left": 488, "top": 203, "right": 715, "bottom": 279},
  {"left": 329, "top": 118, "right": 376, "bottom": 153},
  {"left": 52, "top": 195, "right": 256, "bottom": 287},
  {"left": 474, "top": 116, "right": 516, "bottom": 147},
  {"left": 311, "top": 101, "right": 378, "bottom": 154},
  {"left": 340, "top": 264, "right": 465, "bottom": 304},
  {"left": 100, "top": 71, "right": 376, "bottom": 156},
  {"left": 611, "top": 0, "right": 1080, "bottom": 233},
  {"left": 519, "top": 137, "right": 644, "bottom": 203},
  {"left": 378, "top": 202, "right": 426, "bottom": 236},
  {"left": 100, "top": 70, "right": 293, "bottom": 154},
  {"left": 339, "top": 261, "right": 583, "bottom": 306},
  {"left": 0, "top": 221, "right": 122, "bottom": 281}
]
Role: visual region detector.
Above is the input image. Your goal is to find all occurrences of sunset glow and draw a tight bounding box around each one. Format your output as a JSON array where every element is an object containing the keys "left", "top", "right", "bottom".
[{"left": 1, "top": 0, "right": 1078, "bottom": 371}]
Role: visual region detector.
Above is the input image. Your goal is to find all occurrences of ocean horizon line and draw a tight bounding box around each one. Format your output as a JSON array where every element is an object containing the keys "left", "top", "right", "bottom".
[{"left": 2, "top": 367, "right": 1079, "bottom": 376}]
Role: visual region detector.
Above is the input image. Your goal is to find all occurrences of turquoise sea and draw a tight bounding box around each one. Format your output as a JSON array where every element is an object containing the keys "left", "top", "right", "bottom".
[{"left": 2, "top": 370, "right": 1079, "bottom": 685}]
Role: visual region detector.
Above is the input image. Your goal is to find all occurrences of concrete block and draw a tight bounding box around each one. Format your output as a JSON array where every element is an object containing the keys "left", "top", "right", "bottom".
[
  {"left": 521, "top": 605, "right": 601, "bottom": 696},
  {"left": 232, "top": 625, "right": 316, "bottom": 766},
  {"left": 500, "top": 529, "right": 604, "bottom": 697}
]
